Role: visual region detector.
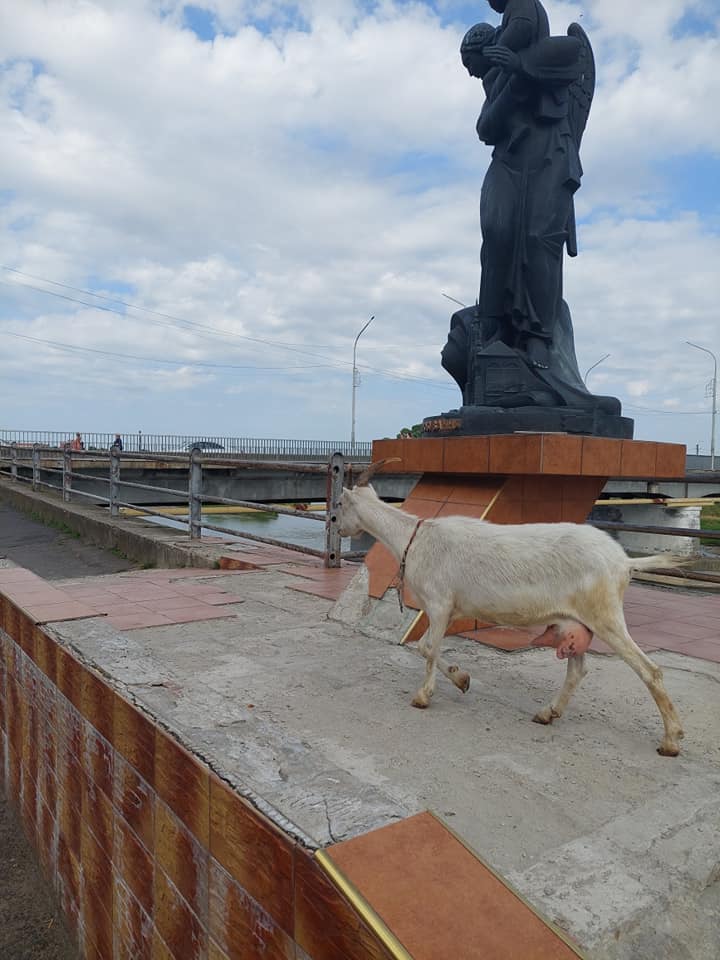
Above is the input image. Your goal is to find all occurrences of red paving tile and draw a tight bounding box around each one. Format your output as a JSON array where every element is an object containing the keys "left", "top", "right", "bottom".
[
  {"left": 138, "top": 597, "right": 226, "bottom": 615},
  {"left": 218, "top": 557, "right": 263, "bottom": 571},
  {"left": 0, "top": 568, "right": 41, "bottom": 583},
  {"left": 86, "top": 600, "right": 141, "bottom": 617},
  {"left": 0, "top": 568, "right": 103, "bottom": 623},
  {"left": 683, "top": 613, "right": 720, "bottom": 628},
  {"left": 275, "top": 562, "right": 358, "bottom": 583},
  {"left": 103, "top": 585, "right": 184, "bottom": 601},
  {"left": 153, "top": 570, "right": 232, "bottom": 580},
  {"left": 108, "top": 613, "right": 176, "bottom": 630},
  {"left": 49, "top": 571, "right": 242, "bottom": 628},
  {"left": 652, "top": 620, "right": 720, "bottom": 642},
  {"left": 670, "top": 640, "right": 720, "bottom": 663},
  {"left": 221, "top": 544, "right": 321, "bottom": 566},
  {"left": 172, "top": 591, "right": 241, "bottom": 607},
  {"left": 287, "top": 577, "right": 358, "bottom": 602},
  {"left": 325, "top": 812, "right": 582, "bottom": 960},
  {"left": 27, "top": 602, "right": 105, "bottom": 624}
]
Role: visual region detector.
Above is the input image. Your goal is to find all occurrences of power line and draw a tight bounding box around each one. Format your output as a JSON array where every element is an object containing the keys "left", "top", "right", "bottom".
[
  {"left": 0, "top": 276, "right": 345, "bottom": 369},
  {"left": 2, "top": 330, "right": 338, "bottom": 372},
  {"left": 2, "top": 271, "right": 457, "bottom": 391},
  {"left": 623, "top": 403, "right": 710, "bottom": 415},
  {"left": 4, "top": 328, "right": 457, "bottom": 391},
  {"left": 0, "top": 265, "right": 334, "bottom": 351}
]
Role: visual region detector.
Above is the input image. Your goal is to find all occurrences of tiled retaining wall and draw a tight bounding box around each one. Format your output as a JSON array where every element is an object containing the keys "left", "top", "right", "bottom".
[{"left": 0, "top": 599, "right": 396, "bottom": 960}]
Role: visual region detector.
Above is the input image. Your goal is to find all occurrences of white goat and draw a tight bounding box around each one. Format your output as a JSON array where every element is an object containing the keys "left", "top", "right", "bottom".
[{"left": 339, "top": 462, "right": 685, "bottom": 757}]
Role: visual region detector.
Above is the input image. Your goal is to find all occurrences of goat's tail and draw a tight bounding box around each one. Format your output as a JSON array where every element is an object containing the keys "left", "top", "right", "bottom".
[{"left": 627, "top": 554, "right": 689, "bottom": 572}]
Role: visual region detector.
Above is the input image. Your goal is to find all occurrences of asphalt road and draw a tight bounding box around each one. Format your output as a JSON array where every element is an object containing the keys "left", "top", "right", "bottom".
[{"left": 0, "top": 501, "right": 138, "bottom": 579}]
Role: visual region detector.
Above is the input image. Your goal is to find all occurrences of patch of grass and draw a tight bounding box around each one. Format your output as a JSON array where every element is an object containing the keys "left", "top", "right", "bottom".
[
  {"left": 110, "top": 546, "right": 130, "bottom": 560},
  {"left": 141, "top": 561, "right": 155, "bottom": 570},
  {"left": 28, "top": 511, "right": 81, "bottom": 539},
  {"left": 700, "top": 504, "right": 720, "bottom": 546}
]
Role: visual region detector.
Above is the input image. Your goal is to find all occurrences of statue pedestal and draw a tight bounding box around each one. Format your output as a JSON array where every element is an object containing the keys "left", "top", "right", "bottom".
[
  {"left": 424, "top": 404, "right": 634, "bottom": 440},
  {"left": 362, "top": 434, "right": 685, "bottom": 638}
]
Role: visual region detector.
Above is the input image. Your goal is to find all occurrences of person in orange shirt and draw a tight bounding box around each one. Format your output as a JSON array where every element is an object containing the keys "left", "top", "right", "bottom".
[{"left": 69, "top": 432, "right": 84, "bottom": 451}]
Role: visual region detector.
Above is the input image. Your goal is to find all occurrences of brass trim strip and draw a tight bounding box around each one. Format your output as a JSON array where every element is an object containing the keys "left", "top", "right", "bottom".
[
  {"left": 428, "top": 811, "right": 589, "bottom": 960},
  {"left": 400, "top": 610, "right": 425, "bottom": 645},
  {"left": 314, "top": 850, "right": 414, "bottom": 960},
  {"left": 480, "top": 482, "right": 505, "bottom": 519}
]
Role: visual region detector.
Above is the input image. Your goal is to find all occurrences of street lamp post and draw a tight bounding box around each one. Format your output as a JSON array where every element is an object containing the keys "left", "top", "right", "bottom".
[
  {"left": 351, "top": 315, "right": 374, "bottom": 449},
  {"left": 686, "top": 341, "right": 717, "bottom": 470},
  {"left": 583, "top": 353, "right": 610, "bottom": 386}
]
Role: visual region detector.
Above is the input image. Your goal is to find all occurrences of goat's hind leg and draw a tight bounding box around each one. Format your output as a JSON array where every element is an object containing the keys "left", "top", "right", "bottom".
[
  {"left": 533, "top": 653, "right": 588, "bottom": 725},
  {"left": 593, "top": 615, "right": 684, "bottom": 756}
]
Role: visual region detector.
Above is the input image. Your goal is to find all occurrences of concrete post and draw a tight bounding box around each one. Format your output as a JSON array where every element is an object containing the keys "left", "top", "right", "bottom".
[
  {"left": 325, "top": 452, "right": 344, "bottom": 568},
  {"left": 63, "top": 449, "right": 72, "bottom": 502},
  {"left": 32, "top": 445, "right": 40, "bottom": 491},
  {"left": 189, "top": 448, "right": 202, "bottom": 540},
  {"left": 110, "top": 447, "right": 121, "bottom": 518},
  {"left": 10, "top": 444, "right": 17, "bottom": 481}
]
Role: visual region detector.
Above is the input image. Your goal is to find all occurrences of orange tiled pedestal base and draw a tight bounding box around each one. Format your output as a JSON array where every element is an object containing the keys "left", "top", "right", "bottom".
[{"left": 365, "top": 434, "right": 686, "bottom": 640}]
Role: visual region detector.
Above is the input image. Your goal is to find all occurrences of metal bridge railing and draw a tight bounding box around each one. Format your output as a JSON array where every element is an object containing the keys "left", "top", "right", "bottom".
[
  {"left": 2, "top": 445, "right": 716, "bottom": 583},
  {"left": 0, "top": 444, "right": 365, "bottom": 567},
  {"left": 0, "top": 430, "right": 372, "bottom": 460}
]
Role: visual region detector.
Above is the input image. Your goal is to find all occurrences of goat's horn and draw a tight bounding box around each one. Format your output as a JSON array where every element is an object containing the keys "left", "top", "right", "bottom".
[{"left": 354, "top": 457, "right": 402, "bottom": 487}]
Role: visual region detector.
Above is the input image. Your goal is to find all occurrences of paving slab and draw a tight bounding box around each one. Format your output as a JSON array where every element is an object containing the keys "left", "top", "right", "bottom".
[{"left": 42, "top": 566, "right": 720, "bottom": 960}]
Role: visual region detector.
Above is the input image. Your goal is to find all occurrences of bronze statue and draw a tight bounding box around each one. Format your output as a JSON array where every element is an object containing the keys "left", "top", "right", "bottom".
[{"left": 431, "top": 0, "right": 632, "bottom": 438}]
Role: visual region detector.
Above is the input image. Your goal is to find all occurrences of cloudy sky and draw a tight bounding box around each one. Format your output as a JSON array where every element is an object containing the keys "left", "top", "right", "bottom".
[{"left": 1, "top": 0, "right": 719, "bottom": 448}]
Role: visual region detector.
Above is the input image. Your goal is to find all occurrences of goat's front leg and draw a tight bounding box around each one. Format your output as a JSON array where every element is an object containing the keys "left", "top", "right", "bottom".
[
  {"left": 406, "top": 617, "right": 470, "bottom": 694},
  {"left": 412, "top": 615, "right": 451, "bottom": 708},
  {"left": 533, "top": 653, "right": 588, "bottom": 725},
  {"left": 414, "top": 644, "right": 471, "bottom": 695}
]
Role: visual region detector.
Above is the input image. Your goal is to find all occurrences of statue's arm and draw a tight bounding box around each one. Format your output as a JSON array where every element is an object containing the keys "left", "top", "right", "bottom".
[
  {"left": 495, "top": 0, "right": 539, "bottom": 51},
  {"left": 496, "top": 17, "right": 535, "bottom": 52},
  {"left": 476, "top": 75, "right": 528, "bottom": 144}
]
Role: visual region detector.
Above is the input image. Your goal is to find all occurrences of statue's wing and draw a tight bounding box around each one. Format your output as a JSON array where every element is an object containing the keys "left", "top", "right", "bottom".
[{"left": 567, "top": 22, "right": 595, "bottom": 149}]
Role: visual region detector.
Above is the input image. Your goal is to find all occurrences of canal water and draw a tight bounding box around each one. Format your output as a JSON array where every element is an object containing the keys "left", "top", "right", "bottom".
[{"left": 147, "top": 510, "right": 351, "bottom": 551}]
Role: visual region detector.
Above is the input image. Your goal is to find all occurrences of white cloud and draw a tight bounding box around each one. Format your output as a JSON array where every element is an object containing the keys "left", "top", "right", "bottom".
[{"left": 0, "top": 0, "right": 718, "bottom": 448}]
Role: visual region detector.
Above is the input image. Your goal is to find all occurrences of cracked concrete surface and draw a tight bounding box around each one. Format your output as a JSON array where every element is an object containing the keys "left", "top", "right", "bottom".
[{"left": 52, "top": 568, "right": 720, "bottom": 960}]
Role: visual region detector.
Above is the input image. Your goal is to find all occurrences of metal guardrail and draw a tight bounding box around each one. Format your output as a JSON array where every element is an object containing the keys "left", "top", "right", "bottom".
[
  {"left": 1, "top": 445, "right": 717, "bottom": 580},
  {"left": 591, "top": 520, "right": 720, "bottom": 541},
  {"left": 0, "top": 444, "right": 357, "bottom": 568},
  {"left": 0, "top": 430, "right": 372, "bottom": 460}
]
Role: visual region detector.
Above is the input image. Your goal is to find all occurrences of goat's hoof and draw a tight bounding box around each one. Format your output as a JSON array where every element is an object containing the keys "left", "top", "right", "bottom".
[
  {"left": 657, "top": 742, "right": 680, "bottom": 757},
  {"left": 450, "top": 669, "right": 471, "bottom": 693},
  {"left": 411, "top": 693, "right": 430, "bottom": 709},
  {"left": 532, "top": 711, "right": 552, "bottom": 725},
  {"left": 532, "top": 707, "right": 560, "bottom": 725}
]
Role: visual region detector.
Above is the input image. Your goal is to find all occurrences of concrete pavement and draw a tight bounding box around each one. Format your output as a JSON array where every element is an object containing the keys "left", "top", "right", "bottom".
[
  {"left": 1, "top": 495, "right": 719, "bottom": 959},
  {"left": 34, "top": 555, "right": 720, "bottom": 960}
]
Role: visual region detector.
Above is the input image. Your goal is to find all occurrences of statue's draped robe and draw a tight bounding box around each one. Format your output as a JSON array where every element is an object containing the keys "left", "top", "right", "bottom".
[{"left": 473, "top": 25, "right": 595, "bottom": 402}]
